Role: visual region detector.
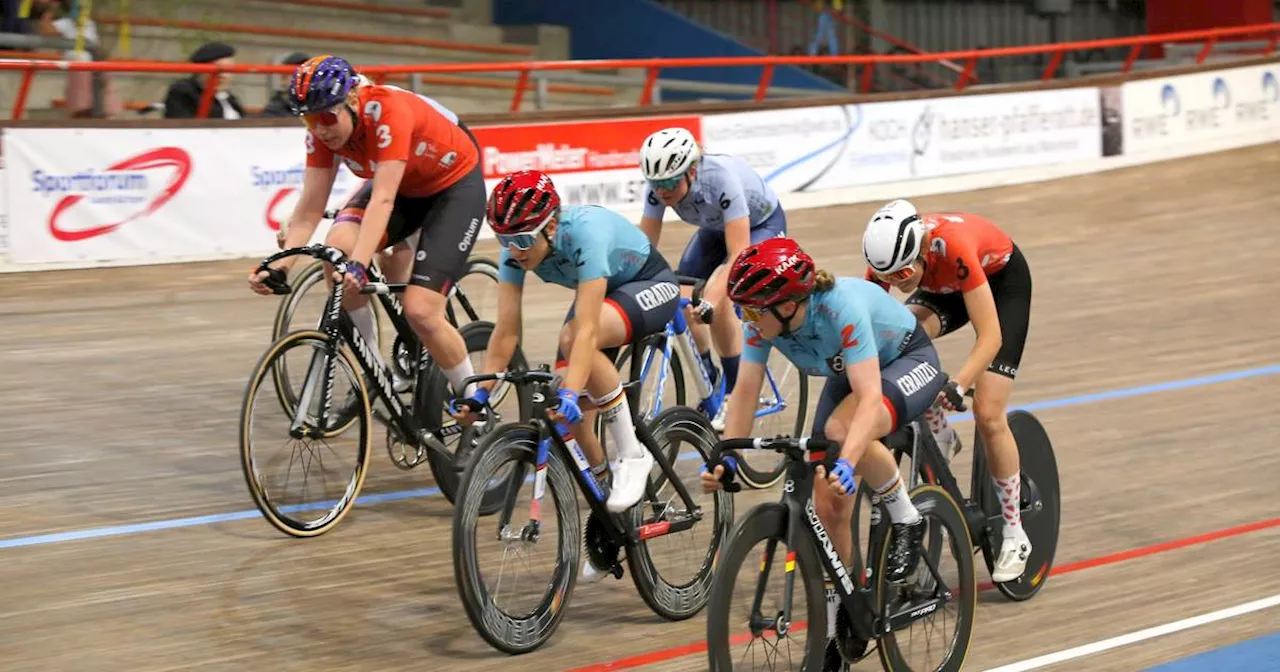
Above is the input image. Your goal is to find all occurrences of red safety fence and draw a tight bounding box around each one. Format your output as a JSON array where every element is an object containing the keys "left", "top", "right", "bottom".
[{"left": 1, "top": 21, "right": 1276, "bottom": 119}]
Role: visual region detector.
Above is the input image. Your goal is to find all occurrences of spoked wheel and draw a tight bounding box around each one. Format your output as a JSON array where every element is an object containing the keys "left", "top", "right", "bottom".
[
  {"left": 269, "top": 261, "right": 379, "bottom": 437},
  {"left": 626, "top": 407, "right": 732, "bottom": 621},
  {"left": 873, "top": 485, "right": 977, "bottom": 672},
  {"left": 419, "top": 320, "right": 532, "bottom": 514},
  {"left": 735, "top": 350, "right": 808, "bottom": 490},
  {"left": 974, "top": 410, "right": 1061, "bottom": 601},
  {"left": 241, "top": 329, "right": 373, "bottom": 537},
  {"left": 451, "top": 423, "right": 579, "bottom": 655},
  {"left": 706, "top": 503, "right": 827, "bottom": 671}
]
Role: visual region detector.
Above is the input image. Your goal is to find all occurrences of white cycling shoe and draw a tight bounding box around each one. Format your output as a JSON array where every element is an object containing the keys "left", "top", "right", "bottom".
[
  {"left": 990, "top": 526, "right": 1032, "bottom": 583},
  {"left": 606, "top": 451, "right": 654, "bottom": 513}
]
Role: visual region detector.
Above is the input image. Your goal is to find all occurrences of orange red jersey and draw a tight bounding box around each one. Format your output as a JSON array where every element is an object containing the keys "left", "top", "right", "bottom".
[
  {"left": 305, "top": 84, "right": 478, "bottom": 198},
  {"left": 865, "top": 212, "right": 1014, "bottom": 294}
]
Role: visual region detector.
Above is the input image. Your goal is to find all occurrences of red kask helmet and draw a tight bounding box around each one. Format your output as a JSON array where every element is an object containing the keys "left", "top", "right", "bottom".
[
  {"left": 727, "top": 237, "right": 817, "bottom": 308},
  {"left": 486, "top": 170, "right": 561, "bottom": 234}
]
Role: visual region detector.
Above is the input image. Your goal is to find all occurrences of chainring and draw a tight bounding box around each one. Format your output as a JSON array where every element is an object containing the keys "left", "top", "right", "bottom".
[{"left": 584, "top": 512, "right": 622, "bottom": 579}]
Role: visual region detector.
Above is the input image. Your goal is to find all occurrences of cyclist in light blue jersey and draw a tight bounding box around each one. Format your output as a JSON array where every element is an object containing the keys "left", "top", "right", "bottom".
[
  {"left": 453, "top": 171, "right": 680, "bottom": 556},
  {"left": 701, "top": 238, "right": 949, "bottom": 661},
  {"left": 637, "top": 127, "right": 788, "bottom": 431}
]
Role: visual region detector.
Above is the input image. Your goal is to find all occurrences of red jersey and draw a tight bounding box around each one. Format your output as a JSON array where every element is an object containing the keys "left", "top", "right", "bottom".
[
  {"left": 305, "top": 84, "right": 478, "bottom": 198},
  {"left": 865, "top": 212, "right": 1014, "bottom": 294}
]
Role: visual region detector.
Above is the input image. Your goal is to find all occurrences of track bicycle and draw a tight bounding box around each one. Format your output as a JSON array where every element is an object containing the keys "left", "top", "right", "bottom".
[
  {"left": 705, "top": 432, "right": 977, "bottom": 671},
  {"left": 451, "top": 363, "right": 733, "bottom": 655},
  {"left": 239, "top": 244, "right": 530, "bottom": 537},
  {"left": 612, "top": 275, "right": 809, "bottom": 490},
  {"left": 268, "top": 209, "right": 500, "bottom": 435},
  {"left": 855, "top": 389, "right": 1061, "bottom": 604}
]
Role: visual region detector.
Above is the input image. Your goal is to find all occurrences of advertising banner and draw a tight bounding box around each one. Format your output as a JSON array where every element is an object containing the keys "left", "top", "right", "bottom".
[
  {"left": 1121, "top": 63, "right": 1280, "bottom": 154},
  {"left": 5, "top": 127, "right": 363, "bottom": 265},
  {"left": 469, "top": 115, "right": 703, "bottom": 210},
  {"left": 702, "top": 87, "right": 1102, "bottom": 193}
]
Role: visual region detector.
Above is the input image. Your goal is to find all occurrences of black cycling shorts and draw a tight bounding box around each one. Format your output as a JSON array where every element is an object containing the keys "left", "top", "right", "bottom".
[
  {"left": 905, "top": 243, "right": 1032, "bottom": 379},
  {"left": 810, "top": 324, "right": 947, "bottom": 439},
  {"left": 556, "top": 250, "right": 681, "bottom": 367},
  {"left": 335, "top": 162, "right": 486, "bottom": 294}
]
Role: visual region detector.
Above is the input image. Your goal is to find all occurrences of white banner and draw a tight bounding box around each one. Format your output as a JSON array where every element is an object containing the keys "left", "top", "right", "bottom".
[
  {"left": 5, "top": 127, "right": 364, "bottom": 265},
  {"left": 1121, "top": 63, "right": 1280, "bottom": 155},
  {"left": 702, "top": 87, "right": 1102, "bottom": 193}
]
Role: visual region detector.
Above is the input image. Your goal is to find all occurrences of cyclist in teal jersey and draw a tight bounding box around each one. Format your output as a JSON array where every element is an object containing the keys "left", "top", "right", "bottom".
[
  {"left": 453, "top": 171, "right": 681, "bottom": 578},
  {"left": 701, "top": 237, "right": 949, "bottom": 665}
]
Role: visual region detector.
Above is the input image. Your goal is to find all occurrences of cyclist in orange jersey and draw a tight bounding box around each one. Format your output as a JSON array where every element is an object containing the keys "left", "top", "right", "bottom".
[
  {"left": 861, "top": 199, "right": 1033, "bottom": 583},
  {"left": 248, "top": 54, "right": 487, "bottom": 404}
]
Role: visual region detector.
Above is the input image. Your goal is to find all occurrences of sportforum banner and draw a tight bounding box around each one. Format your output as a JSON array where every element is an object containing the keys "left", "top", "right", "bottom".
[
  {"left": 701, "top": 86, "right": 1103, "bottom": 193},
  {"left": 4, "top": 127, "right": 364, "bottom": 265},
  {"left": 469, "top": 115, "right": 703, "bottom": 211},
  {"left": 1120, "top": 62, "right": 1280, "bottom": 155}
]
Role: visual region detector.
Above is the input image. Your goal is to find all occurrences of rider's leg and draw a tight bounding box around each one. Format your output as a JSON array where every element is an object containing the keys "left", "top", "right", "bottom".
[
  {"left": 402, "top": 168, "right": 487, "bottom": 398},
  {"left": 706, "top": 264, "right": 742, "bottom": 392},
  {"left": 906, "top": 294, "right": 965, "bottom": 459},
  {"left": 675, "top": 228, "right": 729, "bottom": 391}
]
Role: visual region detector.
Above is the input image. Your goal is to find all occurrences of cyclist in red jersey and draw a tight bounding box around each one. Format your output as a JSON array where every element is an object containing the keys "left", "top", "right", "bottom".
[
  {"left": 248, "top": 54, "right": 487, "bottom": 403},
  {"left": 861, "top": 199, "right": 1034, "bottom": 584}
]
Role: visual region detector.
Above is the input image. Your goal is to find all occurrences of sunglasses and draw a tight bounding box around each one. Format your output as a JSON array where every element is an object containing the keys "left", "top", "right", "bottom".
[
  {"left": 876, "top": 264, "right": 918, "bottom": 284},
  {"left": 302, "top": 109, "right": 341, "bottom": 129},
  {"left": 496, "top": 217, "right": 553, "bottom": 251},
  {"left": 648, "top": 174, "right": 684, "bottom": 191}
]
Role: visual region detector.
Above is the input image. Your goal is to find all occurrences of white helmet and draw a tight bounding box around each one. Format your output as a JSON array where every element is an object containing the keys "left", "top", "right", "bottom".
[
  {"left": 640, "top": 127, "right": 701, "bottom": 181},
  {"left": 862, "top": 199, "right": 924, "bottom": 275}
]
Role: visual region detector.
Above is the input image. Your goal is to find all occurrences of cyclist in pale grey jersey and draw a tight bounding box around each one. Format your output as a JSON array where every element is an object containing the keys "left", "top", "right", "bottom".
[{"left": 638, "top": 126, "right": 789, "bottom": 430}]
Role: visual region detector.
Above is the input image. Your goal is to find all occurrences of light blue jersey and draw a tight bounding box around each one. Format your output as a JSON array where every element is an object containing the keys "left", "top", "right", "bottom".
[
  {"left": 498, "top": 205, "right": 652, "bottom": 292},
  {"left": 743, "top": 277, "right": 919, "bottom": 378},
  {"left": 642, "top": 154, "right": 780, "bottom": 232}
]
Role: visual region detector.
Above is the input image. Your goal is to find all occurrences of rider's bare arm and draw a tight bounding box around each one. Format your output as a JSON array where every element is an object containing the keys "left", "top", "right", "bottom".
[
  {"left": 478, "top": 281, "right": 524, "bottom": 393},
  {"left": 956, "top": 282, "right": 1002, "bottom": 389},
  {"left": 638, "top": 215, "right": 663, "bottom": 247},
  {"left": 276, "top": 165, "right": 338, "bottom": 267},
  {"left": 703, "top": 216, "right": 751, "bottom": 305}
]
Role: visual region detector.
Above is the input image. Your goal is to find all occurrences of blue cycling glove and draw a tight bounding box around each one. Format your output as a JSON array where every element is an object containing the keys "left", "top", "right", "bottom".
[
  {"left": 555, "top": 387, "right": 582, "bottom": 425},
  {"left": 830, "top": 457, "right": 856, "bottom": 495},
  {"left": 448, "top": 386, "right": 490, "bottom": 415}
]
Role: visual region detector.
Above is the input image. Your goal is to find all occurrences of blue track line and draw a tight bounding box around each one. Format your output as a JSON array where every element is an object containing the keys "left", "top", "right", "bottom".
[{"left": 1, "top": 363, "right": 1276, "bottom": 551}]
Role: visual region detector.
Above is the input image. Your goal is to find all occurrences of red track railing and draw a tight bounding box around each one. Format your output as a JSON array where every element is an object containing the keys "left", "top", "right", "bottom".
[{"left": 1, "top": 22, "right": 1276, "bottom": 120}]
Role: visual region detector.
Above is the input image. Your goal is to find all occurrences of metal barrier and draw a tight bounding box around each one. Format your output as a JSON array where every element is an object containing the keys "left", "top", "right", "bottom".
[{"left": 1, "top": 21, "right": 1277, "bottom": 119}]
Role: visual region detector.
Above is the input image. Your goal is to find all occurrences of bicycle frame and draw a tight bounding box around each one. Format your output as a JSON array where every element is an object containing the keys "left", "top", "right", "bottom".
[
  {"left": 632, "top": 298, "right": 791, "bottom": 423},
  {"left": 482, "top": 369, "right": 706, "bottom": 551}
]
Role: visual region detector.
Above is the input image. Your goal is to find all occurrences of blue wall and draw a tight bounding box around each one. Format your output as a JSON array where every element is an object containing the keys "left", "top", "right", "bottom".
[{"left": 492, "top": 0, "right": 845, "bottom": 101}]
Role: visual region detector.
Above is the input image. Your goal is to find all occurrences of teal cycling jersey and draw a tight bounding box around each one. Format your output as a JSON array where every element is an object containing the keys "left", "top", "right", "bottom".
[
  {"left": 498, "top": 205, "right": 652, "bottom": 292},
  {"left": 743, "top": 277, "right": 919, "bottom": 377}
]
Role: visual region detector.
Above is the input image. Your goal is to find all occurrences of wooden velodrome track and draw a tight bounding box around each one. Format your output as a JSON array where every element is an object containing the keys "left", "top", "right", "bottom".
[{"left": 1, "top": 142, "right": 1277, "bottom": 671}]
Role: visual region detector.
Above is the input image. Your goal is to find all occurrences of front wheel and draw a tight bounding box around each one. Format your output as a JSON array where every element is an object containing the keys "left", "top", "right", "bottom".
[
  {"left": 735, "top": 352, "right": 808, "bottom": 490},
  {"left": 240, "top": 329, "right": 373, "bottom": 537},
  {"left": 706, "top": 503, "right": 827, "bottom": 671},
  {"left": 452, "top": 423, "right": 581, "bottom": 655}
]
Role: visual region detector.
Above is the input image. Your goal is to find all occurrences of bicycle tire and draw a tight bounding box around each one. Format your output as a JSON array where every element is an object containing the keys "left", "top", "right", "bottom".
[
  {"left": 706, "top": 502, "right": 827, "bottom": 671},
  {"left": 626, "top": 407, "right": 731, "bottom": 621},
  {"left": 735, "top": 358, "right": 809, "bottom": 490},
  {"left": 240, "top": 329, "right": 372, "bottom": 538},
  {"left": 420, "top": 320, "right": 532, "bottom": 512},
  {"left": 449, "top": 256, "right": 499, "bottom": 326},
  {"left": 975, "top": 410, "right": 1061, "bottom": 601},
  {"left": 873, "top": 485, "right": 976, "bottom": 672},
  {"left": 451, "top": 423, "right": 580, "bottom": 655}
]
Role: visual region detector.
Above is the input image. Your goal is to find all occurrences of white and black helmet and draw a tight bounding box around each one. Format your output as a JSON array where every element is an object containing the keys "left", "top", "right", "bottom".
[
  {"left": 639, "top": 127, "right": 701, "bottom": 181},
  {"left": 862, "top": 199, "right": 924, "bottom": 275}
]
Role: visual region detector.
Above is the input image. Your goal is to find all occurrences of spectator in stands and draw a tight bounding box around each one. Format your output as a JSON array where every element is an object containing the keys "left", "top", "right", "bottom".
[
  {"left": 163, "top": 41, "right": 245, "bottom": 119},
  {"left": 35, "top": 0, "right": 119, "bottom": 118},
  {"left": 258, "top": 51, "right": 310, "bottom": 117}
]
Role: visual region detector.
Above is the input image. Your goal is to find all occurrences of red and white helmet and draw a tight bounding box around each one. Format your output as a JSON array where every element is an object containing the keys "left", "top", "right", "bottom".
[
  {"left": 727, "top": 237, "right": 817, "bottom": 308},
  {"left": 486, "top": 170, "right": 561, "bottom": 234}
]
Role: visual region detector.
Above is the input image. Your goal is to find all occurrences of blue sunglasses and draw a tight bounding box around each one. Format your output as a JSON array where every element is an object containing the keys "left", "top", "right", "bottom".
[{"left": 648, "top": 174, "right": 685, "bottom": 191}]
